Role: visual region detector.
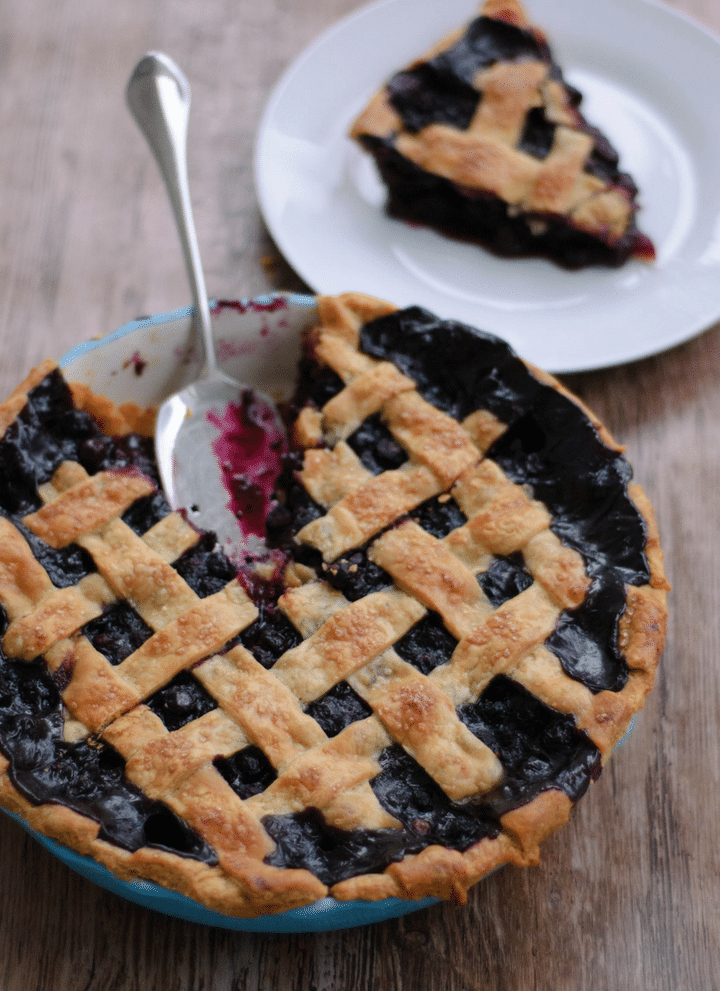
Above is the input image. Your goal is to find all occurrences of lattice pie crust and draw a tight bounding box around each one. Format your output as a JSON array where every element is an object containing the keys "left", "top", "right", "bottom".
[{"left": 0, "top": 293, "right": 667, "bottom": 917}]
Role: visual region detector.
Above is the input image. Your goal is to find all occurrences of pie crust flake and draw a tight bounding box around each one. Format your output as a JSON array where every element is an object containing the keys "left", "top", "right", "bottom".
[
  {"left": 0, "top": 294, "right": 667, "bottom": 917},
  {"left": 351, "top": 0, "right": 655, "bottom": 268}
]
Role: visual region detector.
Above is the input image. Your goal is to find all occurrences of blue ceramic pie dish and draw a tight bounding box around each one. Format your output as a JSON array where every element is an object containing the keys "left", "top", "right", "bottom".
[{"left": 2, "top": 293, "right": 639, "bottom": 931}]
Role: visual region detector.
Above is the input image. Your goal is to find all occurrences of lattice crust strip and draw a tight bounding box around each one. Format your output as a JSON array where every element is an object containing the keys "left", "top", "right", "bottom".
[{"left": 0, "top": 291, "right": 668, "bottom": 916}]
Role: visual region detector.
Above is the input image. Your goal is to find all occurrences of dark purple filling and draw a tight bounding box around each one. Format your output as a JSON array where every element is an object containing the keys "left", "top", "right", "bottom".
[
  {"left": 146, "top": 670, "right": 218, "bottom": 732},
  {"left": 1, "top": 510, "right": 96, "bottom": 588},
  {"left": 172, "top": 531, "right": 238, "bottom": 598},
  {"left": 323, "top": 549, "right": 393, "bottom": 601},
  {"left": 478, "top": 552, "right": 534, "bottom": 607},
  {"left": 408, "top": 494, "right": 467, "bottom": 538},
  {"left": 78, "top": 431, "right": 160, "bottom": 486},
  {"left": 265, "top": 451, "right": 325, "bottom": 548},
  {"left": 261, "top": 633, "right": 603, "bottom": 883},
  {"left": 394, "top": 612, "right": 458, "bottom": 676},
  {"left": 360, "top": 306, "right": 534, "bottom": 422},
  {"left": 488, "top": 406, "right": 647, "bottom": 586},
  {"left": 388, "top": 62, "right": 481, "bottom": 133},
  {"left": 457, "top": 675, "right": 601, "bottom": 815},
  {"left": 360, "top": 307, "right": 649, "bottom": 585},
  {"left": 519, "top": 107, "right": 556, "bottom": 160},
  {"left": 304, "top": 681, "right": 374, "bottom": 738},
  {"left": 357, "top": 308, "right": 642, "bottom": 697},
  {"left": 546, "top": 571, "right": 629, "bottom": 693},
  {"left": 281, "top": 356, "right": 345, "bottom": 426},
  {"left": 0, "top": 611, "right": 215, "bottom": 861},
  {"left": 82, "top": 602, "right": 154, "bottom": 665},
  {"left": 0, "top": 369, "right": 100, "bottom": 516},
  {"left": 238, "top": 608, "right": 302, "bottom": 670},
  {"left": 348, "top": 412, "right": 408, "bottom": 474},
  {"left": 122, "top": 490, "right": 171, "bottom": 534},
  {"left": 266, "top": 448, "right": 399, "bottom": 604},
  {"left": 214, "top": 746, "right": 277, "bottom": 800},
  {"left": 372, "top": 744, "right": 499, "bottom": 847},
  {"left": 263, "top": 807, "right": 410, "bottom": 886},
  {"left": 389, "top": 14, "right": 549, "bottom": 133},
  {"left": 388, "top": 15, "right": 549, "bottom": 133}
]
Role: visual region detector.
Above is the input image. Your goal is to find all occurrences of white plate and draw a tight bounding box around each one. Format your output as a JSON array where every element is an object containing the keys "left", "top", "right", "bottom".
[{"left": 255, "top": 0, "right": 720, "bottom": 373}]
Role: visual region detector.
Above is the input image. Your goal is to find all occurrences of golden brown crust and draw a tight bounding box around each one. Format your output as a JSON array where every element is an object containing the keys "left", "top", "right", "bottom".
[
  {"left": 0, "top": 293, "right": 667, "bottom": 919},
  {"left": 70, "top": 381, "right": 156, "bottom": 436}
]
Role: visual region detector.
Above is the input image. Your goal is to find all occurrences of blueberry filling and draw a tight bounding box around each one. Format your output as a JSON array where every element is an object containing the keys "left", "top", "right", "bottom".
[
  {"left": 282, "top": 356, "right": 345, "bottom": 425},
  {"left": 0, "top": 371, "right": 100, "bottom": 516},
  {"left": 458, "top": 675, "right": 601, "bottom": 815},
  {"left": 140, "top": 805, "right": 216, "bottom": 861},
  {"left": 361, "top": 307, "right": 650, "bottom": 587},
  {"left": 78, "top": 432, "right": 160, "bottom": 486},
  {"left": 372, "top": 745, "right": 500, "bottom": 852},
  {"left": 486, "top": 396, "right": 649, "bottom": 586},
  {"left": 214, "top": 746, "right": 277, "bottom": 800},
  {"left": 263, "top": 675, "right": 601, "bottom": 884},
  {"left": 323, "top": 549, "right": 393, "bottom": 601},
  {"left": 408, "top": 494, "right": 467, "bottom": 538},
  {"left": 304, "top": 681, "right": 374, "bottom": 738},
  {"left": 388, "top": 63, "right": 480, "bottom": 133},
  {"left": 82, "top": 603, "right": 154, "bottom": 666},
  {"left": 360, "top": 305, "right": 540, "bottom": 422},
  {"left": 172, "top": 532, "right": 239, "bottom": 598},
  {"left": 478, "top": 552, "right": 534, "bottom": 607},
  {"left": 0, "top": 621, "right": 214, "bottom": 861},
  {"left": 447, "top": 13, "right": 550, "bottom": 81},
  {"left": 1, "top": 510, "right": 96, "bottom": 588},
  {"left": 546, "top": 571, "right": 629, "bottom": 693},
  {"left": 0, "top": 425, "right": 46, "bottom": 516},
  {"left": 388, "top": 14, "right": 548, "bottom": 134},
  {"left": 146, "top": 671, "right": 218, "bottom": 732},
  {"left": 393, "top": 612, "right": 458, "bottom": 675},
  {"left": 265, "top": 451, "right": 324, "bottom": 548},
  {"left": 12, "top": 734, "right": 213, "bottom": 860},
  {"left": 357, "top": 138, "right": 652, "bottom": 268},
  {"left": 518, "top": 107, "right": 556, "bottom": 160},
  {"left": 347, "top": 412, "right": 408, "bottom": 474},
  {"left": 122, "top": 490, "right": 171, "bottom": 534},
  {"left": 239, "top": 608, "right": 302, "bottom": 669},
  {"left": 263, "top": 807, "right": 409, "bottom": 886}
]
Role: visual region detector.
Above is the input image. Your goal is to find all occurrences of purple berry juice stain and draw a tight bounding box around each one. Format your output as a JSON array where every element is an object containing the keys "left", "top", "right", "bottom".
[
  {"left": 123, "top": 351, "right": 147, "bottom": 376},
  {"left": 207, "top": 390, "right": 287, "bottom": 542}
]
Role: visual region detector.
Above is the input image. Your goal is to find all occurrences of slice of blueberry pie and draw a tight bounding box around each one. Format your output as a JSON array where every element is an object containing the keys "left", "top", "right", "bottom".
[
  {"left": 0, "top": 292, "right": 667, "bottom": 916},
  {"left": 351, "top": 0, "right": 655, "bottom": 268}
]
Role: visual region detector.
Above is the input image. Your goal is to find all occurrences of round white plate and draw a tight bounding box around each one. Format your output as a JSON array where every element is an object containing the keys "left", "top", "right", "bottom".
[{"left": 255, "top": 0, "right": 720, "bottom": 373}]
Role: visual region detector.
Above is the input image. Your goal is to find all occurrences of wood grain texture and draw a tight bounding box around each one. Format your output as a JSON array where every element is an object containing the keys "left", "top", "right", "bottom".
[{"left": 0, "top": 0, "right": 717, "bottom": 988}]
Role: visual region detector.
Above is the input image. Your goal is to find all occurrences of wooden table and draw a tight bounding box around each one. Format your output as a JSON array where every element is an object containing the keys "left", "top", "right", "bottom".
[{"left": 0, "top": 0, "right": 717, "bottom": 987}]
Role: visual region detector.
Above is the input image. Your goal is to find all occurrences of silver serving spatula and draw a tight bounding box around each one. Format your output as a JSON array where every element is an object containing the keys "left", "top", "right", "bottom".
[{"left": 126, "top": 53, "right": 286, "bottom": 558}]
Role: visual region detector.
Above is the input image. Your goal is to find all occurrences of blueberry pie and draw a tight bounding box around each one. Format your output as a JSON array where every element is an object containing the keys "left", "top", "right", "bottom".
[
  {"left": 351, "top": 0, "right": 655, "bottom": 268},
  {"left": 0, "top": 293, "right": 667, "bottom": 916}
]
